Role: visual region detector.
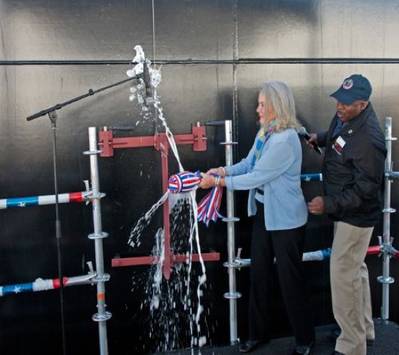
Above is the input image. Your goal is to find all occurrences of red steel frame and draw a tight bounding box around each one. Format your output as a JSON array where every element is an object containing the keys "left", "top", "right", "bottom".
[{"left": 98, "top": 125, "right": 220, "bottom": 280}]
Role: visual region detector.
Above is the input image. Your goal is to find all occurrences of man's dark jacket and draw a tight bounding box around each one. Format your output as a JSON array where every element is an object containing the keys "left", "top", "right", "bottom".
[{"left": 318, "top": 103, "right": 386, "bottom": 227}]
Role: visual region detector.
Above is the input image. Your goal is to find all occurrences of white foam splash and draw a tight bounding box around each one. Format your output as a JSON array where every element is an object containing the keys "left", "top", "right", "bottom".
[
  {"left": 128, "top": 191, "right": 169, "bottom": 248},
  {"left": 127, "top": 45, "right": 209, "bottom": 352},
  {"left": 150, "top": 228, "right": 165, "bottom": 311}
]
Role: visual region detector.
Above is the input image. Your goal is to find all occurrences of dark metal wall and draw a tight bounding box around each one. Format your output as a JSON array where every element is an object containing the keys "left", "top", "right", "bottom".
[{"left": 1, "top": 1, "right": 399, "bottom": 354}]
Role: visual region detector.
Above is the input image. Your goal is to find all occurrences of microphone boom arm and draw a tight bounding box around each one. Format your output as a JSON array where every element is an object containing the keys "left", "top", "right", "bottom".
[{"left": 26, "top": 74, "right": 143, "bottom": 121}]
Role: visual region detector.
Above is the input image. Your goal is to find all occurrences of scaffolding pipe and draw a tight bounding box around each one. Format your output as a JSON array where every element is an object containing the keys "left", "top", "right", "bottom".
[
  {"left": 87, "top": 127, "right": 111, "bottom": 355},
  {"left": 378, "top": 117, "right": 396, "bottom": 321},
  {"left": 221, "top": 120, "right": 240, "bottom": 344},
  {"left": 0, "top": 272, "right": 96, "bottom": 297},
  {"left": 301, "top": 173, "right": 323, "bottom": 182},
  {"left": 0, "top": 191, "right": 88, "bottom": 209}
]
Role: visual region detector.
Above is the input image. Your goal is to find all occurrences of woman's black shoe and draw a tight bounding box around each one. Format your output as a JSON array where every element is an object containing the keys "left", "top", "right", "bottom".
[{"left": 239, "top": 339, "right": 269, "bottom": 353}]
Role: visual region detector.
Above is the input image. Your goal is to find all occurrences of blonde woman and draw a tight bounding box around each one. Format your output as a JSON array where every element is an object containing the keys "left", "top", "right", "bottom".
[{"left": 200, "top": 81, "right": 315, "bottom": 354}]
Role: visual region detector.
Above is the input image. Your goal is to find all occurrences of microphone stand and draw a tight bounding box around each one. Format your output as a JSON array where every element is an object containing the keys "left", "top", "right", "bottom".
[{"left": 26, "top": 74, "right": 142, "bottom": 355}]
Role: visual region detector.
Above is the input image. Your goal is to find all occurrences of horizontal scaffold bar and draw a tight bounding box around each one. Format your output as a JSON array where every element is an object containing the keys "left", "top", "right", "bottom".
[
  {"left": 301, "top": 173, "right": 323, "bottom": 182},
  {"left": 0, "top": 191, "right": 89, "bottom": 209},
  {"left": 0, "top": 273, "right": 97, "bottom": 297},
  {"left": 112, "top": 252, "right": 220, "bottom": 268},
  {"left": 233, "top": 245, "right": 399, "bottom": 268}
]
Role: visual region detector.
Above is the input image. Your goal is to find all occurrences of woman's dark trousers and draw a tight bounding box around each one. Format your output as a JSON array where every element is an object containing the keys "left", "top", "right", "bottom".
[{"left": 248, "top": 202, "right": 315, "bottom": 346}]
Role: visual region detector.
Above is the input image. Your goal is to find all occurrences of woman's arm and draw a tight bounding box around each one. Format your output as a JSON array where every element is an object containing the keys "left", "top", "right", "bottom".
[
  {"left": 224, "top": 140, "right": 256, "bottom": 176},
  {"left": 224, "top": 141, "right": 295, "bottom": 190}
]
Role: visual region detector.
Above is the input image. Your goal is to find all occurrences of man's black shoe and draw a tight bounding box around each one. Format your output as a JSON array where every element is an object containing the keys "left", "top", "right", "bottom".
[
  {"left": 328, "top": 327, "right": 374, "bottom": 346},
  {"left": 239, "top": 339, "right": 269, "bottom": 353},
  {"left": 291, "top": 341, "right": 314, "bottom": 355},
  {"left": 331, "top": 351, "right": 345, "bottom": 355}
]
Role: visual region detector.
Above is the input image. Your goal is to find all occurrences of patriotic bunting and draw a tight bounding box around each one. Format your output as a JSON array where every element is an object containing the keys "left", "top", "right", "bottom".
[
  {"left": 197, "top": 185, "right": 224, "bottom": 226},
  {"left": 168, "top": 171, "right": 202, "bottom": 193},
  {"left": 168, "top": 171, "right": 224, "bottom": 226}
]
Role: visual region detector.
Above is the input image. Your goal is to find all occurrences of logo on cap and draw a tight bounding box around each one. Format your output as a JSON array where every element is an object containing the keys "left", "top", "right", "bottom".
[{"left": 342, "top": 79, "right": 353, "bottom": 90}]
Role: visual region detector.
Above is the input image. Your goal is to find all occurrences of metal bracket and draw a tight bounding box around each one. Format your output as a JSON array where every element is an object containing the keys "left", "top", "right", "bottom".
[
  {"left": 377, "top": 276, "right": 395, "bottom": 284},
  {"left": 93, "top": 273, "right": 111, "bottom": 283},
  {"left": 382, "top": 207, "right": 396, "bottom": 213},
  {"left": 222, "top": 217, "right": 240, "bottom": 222},
  {"left": 83, "top": 149, "right": 102, "bottom": 155},
  {"left": 224, "top": 291, "right": 242, "bottom": 299},
  {"left": 223, "top": 248, "right": 251, "bottom": 269},
  {"left": 88, "top": 231, "right": 109, "bottom": 240},
  {"left": 86, "top": 192, "right": 106, "bottom": 200},
  {"left": 92, "top": 311, "right": 112, "bottom": 322},
  {"left": 220, "top": 141, "right": 238, "bottom": 145}
]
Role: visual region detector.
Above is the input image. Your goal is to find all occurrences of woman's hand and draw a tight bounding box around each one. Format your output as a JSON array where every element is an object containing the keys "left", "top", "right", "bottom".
[
  {"left": 206, "top": 167, "right": 226, "bottom": 176},
  {"left": 199, "top": 173, "right": 216, "bottom": 189}
]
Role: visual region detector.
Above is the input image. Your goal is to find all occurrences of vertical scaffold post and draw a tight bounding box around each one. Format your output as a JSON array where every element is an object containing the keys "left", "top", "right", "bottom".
[
  {"left": 379, "top": 117, "right": 396, "bottom": 321},
  {"left": 221, "top": 120, "right": 240, "bottom": 344},
  {"left": 87, "top": 127, "right": 111, "bottom": 355}
]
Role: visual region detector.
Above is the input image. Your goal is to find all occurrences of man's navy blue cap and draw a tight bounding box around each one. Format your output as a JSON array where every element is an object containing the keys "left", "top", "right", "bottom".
[{"left": 330, "top": 74, "right": 372, "bottom": 105}]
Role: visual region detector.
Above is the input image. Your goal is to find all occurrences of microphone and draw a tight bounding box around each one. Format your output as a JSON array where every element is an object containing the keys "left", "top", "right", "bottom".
[
  {"left": 142, "top": 61, "right": 153, "bottom": 106},
  {"left": 297, "top": 126, "right": 322, "bottom": 154}
]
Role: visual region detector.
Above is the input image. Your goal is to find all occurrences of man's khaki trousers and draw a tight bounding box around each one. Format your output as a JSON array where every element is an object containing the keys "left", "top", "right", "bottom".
[{"left": 331, "top": 221, "right": 375, "bottom": 355}]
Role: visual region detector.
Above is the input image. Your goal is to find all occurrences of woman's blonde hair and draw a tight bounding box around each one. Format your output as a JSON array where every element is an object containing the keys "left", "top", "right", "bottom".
[{"left": 260, "top": 81, "right": 300, "bottom": 132}]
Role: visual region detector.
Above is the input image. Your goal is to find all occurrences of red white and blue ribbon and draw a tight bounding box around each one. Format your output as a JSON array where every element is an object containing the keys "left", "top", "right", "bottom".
[
  {"left": 168, "top": 171, "right": 202, "bottom": 193},
  {"left": 197, "top": 183, "right": 224, "bottom": 226},
  {"left": 168, "top": 171, "right": 224, "bottom": 226}
]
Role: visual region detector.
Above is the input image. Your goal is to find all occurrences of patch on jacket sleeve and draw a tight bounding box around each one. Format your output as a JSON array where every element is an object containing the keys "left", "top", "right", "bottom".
[{"left": 332, "top": 136, "right": 346, "bottom": 155}]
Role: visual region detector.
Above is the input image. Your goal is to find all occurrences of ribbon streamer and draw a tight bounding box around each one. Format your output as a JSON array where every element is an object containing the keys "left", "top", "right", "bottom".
[
  {"left": 168, "top": 171, "right": 224, "bottom": 226},
  {"left": 197, "top": 185, "right": 224, "bottom": 226}
]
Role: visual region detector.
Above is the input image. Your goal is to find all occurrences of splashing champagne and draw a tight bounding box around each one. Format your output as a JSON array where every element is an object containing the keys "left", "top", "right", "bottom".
[{"left": 126, "top": 46, "right": 210, "bottom": 351}]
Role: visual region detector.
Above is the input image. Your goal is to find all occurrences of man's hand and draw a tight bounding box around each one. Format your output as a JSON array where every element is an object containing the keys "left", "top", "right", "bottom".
[
  {"left": 305, "top": 133, "right": 318, "bottom": 148},
  {"left": 308, "top": 196, "right": 325, "bottom": 215}
]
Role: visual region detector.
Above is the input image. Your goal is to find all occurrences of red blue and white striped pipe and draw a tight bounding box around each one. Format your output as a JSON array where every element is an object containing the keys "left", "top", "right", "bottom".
[
  {"left": 302, "top": 248, "right": 332, "bottom": 261},
  {"left": 0, "top": 174, "right": 319, "bottom": 211},
  {"left": 301, "top": 173, "right": 323, "bottom": 182},
  {"left": 301, "top": 246, "right": 399, "bottom": 262},
  {"left": 0, "top": 274, "right": 96, "bottom": 297},
  {"left": 303, "top": 246, "right": 399, "bottom": 261},
  {"left": 234, "top": 245, "right": 399, "bottom": 267},
  {"left": 0, "top": 192, "right": 88, "bottom": 209}
]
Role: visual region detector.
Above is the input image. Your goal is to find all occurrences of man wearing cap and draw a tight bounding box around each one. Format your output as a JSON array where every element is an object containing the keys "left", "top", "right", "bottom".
[{"left": 307, "top": 74, "right": 386, "bottom": 355}]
